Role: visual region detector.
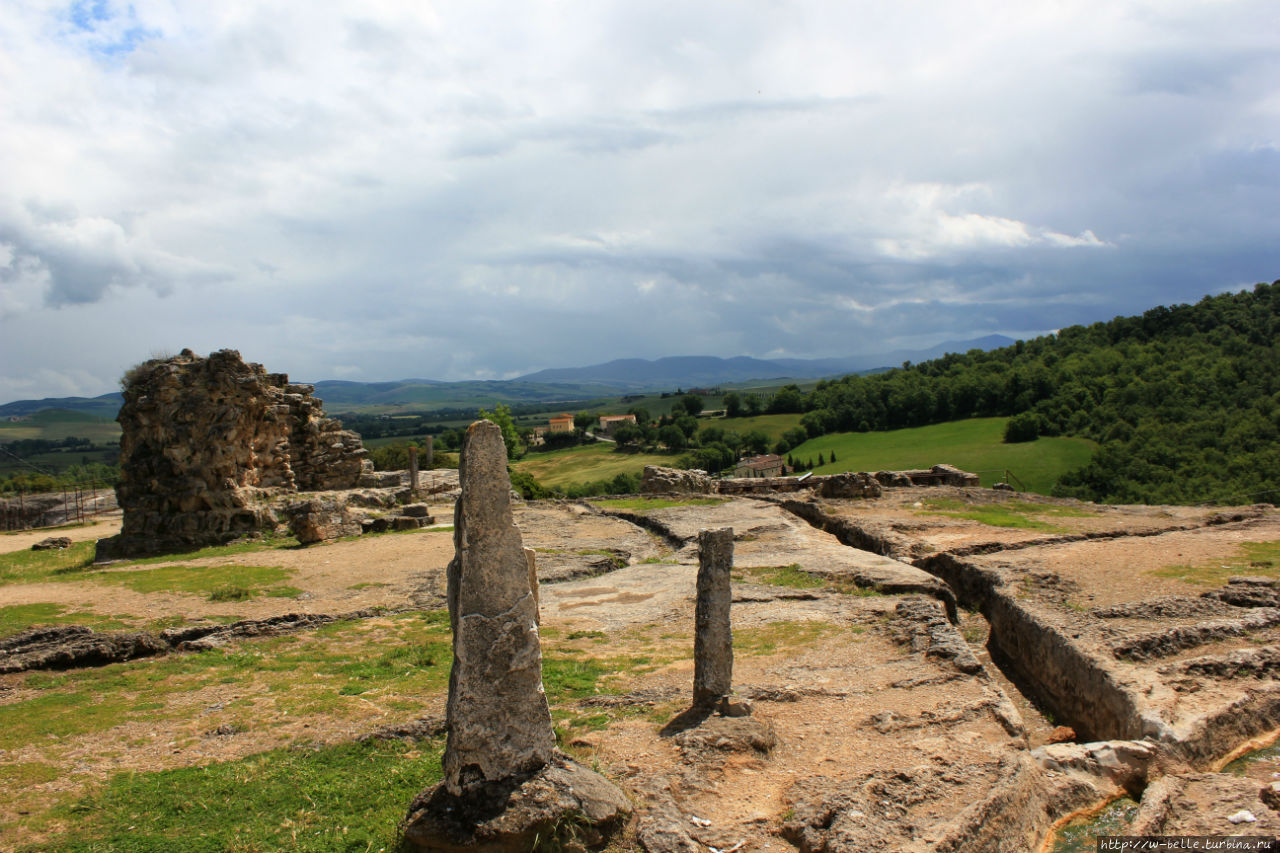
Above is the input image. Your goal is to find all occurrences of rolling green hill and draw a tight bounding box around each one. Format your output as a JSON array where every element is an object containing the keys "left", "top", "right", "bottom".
[
  {"left": 512, "top": 444, "right": 673, "bottom": 489},
  {"left": 783, "top": 281, "right": 1280, "bottom": 505},
  {"left": 788, "top": 417, "right": 1096, "bottom": 495}
]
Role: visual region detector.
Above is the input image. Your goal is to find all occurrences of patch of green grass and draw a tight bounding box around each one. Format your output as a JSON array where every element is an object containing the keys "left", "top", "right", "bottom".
[
  {"left": 2, "top": 612, "right": 456, "bottom": 751},
  {"left": 592, "top": 496, "right": 727, "bottom": 511},
  {"left": 3, "top": 761, "right": 61, "bottom": 787},
  {"left": 94, "top": 564, "right": 297, "bottom": 599},
  {"left": 1150, "top": 541, "right": 1280, "bottom": 587},
  {"left": 28, "top": 738, "right": 443, "bottom": 853},
  {"left": 567, "top": 630, "right": 607, "bottom": 640},
  {"left": 733, "top": 620, "right": 838, "bottom": 655},
  {"left": 788, "top": 417, "right": 1096, "bottom": 495},
  {"left": 346, "top": 582, "right": 388, "bottom": 591},
  {"left": 0, "top": 603, "right": 134, "bottom": 640},
  {"left": 512, "top": 442, "right": 672, "bottom": 489},
  {"left": 916, "top": 497, "right": 1095, "bottom": 531},
  {"left": 735, "top": 563, "right": 825, "bottom": 589},
  {"left": 705, "top": 412, "right": 804, "bottom": 440},
  {"left": 0, "top": 540, "right": 97, "bottom": 584},
  {"left": 541, "top": 656, "right": 614, "bottom": 700}
]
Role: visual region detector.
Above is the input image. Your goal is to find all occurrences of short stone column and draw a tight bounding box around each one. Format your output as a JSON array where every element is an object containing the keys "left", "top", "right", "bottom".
[{"left": 694, "top": 527, "right": 734, "bottom": 708}]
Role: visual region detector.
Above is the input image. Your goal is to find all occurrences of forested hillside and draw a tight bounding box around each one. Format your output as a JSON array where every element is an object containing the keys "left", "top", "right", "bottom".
[{"left": 790, "top": 281, "right": 1280, "bottom": 505}]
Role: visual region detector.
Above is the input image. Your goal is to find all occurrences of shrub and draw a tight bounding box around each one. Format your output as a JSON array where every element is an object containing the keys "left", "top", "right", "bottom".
[{"left": 1003, "top": 412, "right": 1042, "bottom": 443}]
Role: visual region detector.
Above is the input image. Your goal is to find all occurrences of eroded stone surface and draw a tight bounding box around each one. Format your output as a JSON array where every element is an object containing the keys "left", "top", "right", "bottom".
[
  {"left": 285, "top": 497, "right": 362, "bottom": 545},
  {"left": 443, "top": 420, "right": 554, "bottom": 794},
  {"left": 402, "top": 754, "right": 631, "bottom": 853},
  {"left": 694, "top": 527, "right": 734, "bottom": 708}
]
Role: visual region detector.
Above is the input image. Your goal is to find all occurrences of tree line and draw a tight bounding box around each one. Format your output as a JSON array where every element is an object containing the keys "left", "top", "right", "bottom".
[{"left": 766, "top": 281, "right": 1279, "bottom": 505}]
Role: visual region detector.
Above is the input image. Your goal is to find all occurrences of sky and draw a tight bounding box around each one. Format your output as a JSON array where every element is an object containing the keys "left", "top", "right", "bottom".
[{"left": 1, "top": 0, "right": 1278, "bottom": 404}]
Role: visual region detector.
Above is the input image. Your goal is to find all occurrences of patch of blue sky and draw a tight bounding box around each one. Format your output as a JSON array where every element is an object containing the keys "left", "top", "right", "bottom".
[
  {"left": 68, "top": 0, "right": 111, "bottom": 31},
  {"left": 60, "top": 1, "right": 159, "bottom": 59}
]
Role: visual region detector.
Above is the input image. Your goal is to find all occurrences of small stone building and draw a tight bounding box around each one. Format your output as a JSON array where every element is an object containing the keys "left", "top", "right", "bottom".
[
  {"left": 733, "top": 454, "right": 786, "bottom": 478},
  {"left": 598, "top": 413, "right": 637, "bottom": 436},
  {"left": 96, "top": 349, "right": 373, "bottom": 558}
]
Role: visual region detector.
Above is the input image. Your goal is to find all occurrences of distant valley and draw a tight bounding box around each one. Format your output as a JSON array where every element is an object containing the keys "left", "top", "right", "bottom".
[{"left": 0, "top": 335, "right": 1014, "bottom": 419}]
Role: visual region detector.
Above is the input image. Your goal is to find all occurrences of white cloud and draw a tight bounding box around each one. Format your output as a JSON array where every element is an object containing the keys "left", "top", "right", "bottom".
[{"left": 0, "top": 0, "right": 1277, "bottom": 401}]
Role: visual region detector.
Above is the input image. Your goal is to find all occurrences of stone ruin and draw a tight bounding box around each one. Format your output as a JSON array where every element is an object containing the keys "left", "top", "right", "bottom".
[
  {"left": 401, "top": 420, "right": 629, "bottom": 851},
  {"left": 96, "top": 349, "right": 373, "bottom": 559},
  {"left": 642, "top": 462, "right": 978, "bottom": 497}
]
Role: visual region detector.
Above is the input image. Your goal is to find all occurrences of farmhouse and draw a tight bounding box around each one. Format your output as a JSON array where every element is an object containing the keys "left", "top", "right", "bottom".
[
  {"left": 547, "top": 413, "right": 574, "bottom": 433},
  {"left": 597, "top": 413, "right": 637, "bottom": 436},
  {"left": 732, "top": 453, "right": 786, "bottom": 478}
]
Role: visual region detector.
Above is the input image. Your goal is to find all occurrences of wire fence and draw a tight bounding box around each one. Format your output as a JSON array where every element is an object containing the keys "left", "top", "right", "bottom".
[{"left": 0, "top": 481, "right": 118, "bottom": 532}]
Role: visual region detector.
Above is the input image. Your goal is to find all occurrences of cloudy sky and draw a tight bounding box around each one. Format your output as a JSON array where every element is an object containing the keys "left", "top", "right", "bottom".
[{"left": 1, "top": 0, "right": 1277, "bottom": 403}]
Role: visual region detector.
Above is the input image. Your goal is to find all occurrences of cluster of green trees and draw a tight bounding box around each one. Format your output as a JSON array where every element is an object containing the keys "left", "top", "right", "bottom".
[
  {"left": 751, "top": 281, "right": 1279, "bottom": 505},
  {"left": 0, "top": 463, "right": 121, "bottom": 495}
]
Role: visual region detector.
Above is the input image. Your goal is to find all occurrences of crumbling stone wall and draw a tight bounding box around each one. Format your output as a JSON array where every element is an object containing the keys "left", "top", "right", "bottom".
[{"left": 97, "top": 349, "right": 371, "bottom": 558}]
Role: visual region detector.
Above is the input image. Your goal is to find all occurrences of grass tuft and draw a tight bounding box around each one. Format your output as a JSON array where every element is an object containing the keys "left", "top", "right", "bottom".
[{"left": 1150, "top": 541, "right": 1280, "bottom": 587}]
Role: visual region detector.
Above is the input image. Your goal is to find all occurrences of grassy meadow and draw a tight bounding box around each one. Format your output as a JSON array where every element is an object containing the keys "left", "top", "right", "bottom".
[
  {"left": 786, "top": 417, "right": 1096, "bottom": 495},
  {"left": 513, "top": 442, "right": 673, "bottom": 488}
]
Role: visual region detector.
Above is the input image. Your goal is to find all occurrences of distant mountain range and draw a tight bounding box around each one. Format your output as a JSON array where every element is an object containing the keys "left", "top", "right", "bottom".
[
  {"left": 0, "top": 335, "right": 1014, "bottom": 419},
  {"left": 516, "top": 335, "right": 1015, "bottom": 388}
]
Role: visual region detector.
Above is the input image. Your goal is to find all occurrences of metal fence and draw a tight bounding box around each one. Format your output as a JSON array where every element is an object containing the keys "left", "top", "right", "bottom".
[{"left": 0, "top": 482, "right": 118, "bottom": 531}]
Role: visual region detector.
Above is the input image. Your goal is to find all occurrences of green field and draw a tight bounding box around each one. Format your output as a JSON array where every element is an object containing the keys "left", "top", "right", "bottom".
[
  {"left": 788, "top": 417, "right": 1096, "bottom": 495},
  {"left": 0, "top": 410, "right": 121, "bottom": 443},
  {"left": 706, "top": 413, "right": 803, "bottom": 440},
  {"left": 513, "top": 443, "right": 673, "bottom": 488}
]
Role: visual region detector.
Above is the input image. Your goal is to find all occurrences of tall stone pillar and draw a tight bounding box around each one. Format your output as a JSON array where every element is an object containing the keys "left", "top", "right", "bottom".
[
  {"left": 694, "top": 527, "right": 734, "bottom": 708},
  {"left": 402, "top": 419, "right": 630, "bottom": 851},
  {"left": 408, "top": 445, "right": 419, "bottom": 494},
  {"left": 424, "top": 434, "right": 434, "bottom": 467},
  {"left": 443, "top": 420, "right": 554, "bottom": 794}
]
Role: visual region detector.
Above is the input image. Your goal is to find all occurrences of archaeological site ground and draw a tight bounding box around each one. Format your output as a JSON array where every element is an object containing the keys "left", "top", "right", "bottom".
[
  {"left": 3, "top": 461, "right": 1280, "bottom": 851},
  {"left": 3, "top": 349, "right": 1280, "bottom": 851}
]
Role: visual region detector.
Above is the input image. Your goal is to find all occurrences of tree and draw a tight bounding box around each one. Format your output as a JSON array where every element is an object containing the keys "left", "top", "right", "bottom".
[
  {"left": 818, "top": 452, "right": 826, "bottom": 467},
  {"left": 628, "top": 406, "right": 651, "bottom": 425},
  {"left": 675, "top": 415, "right": 699, "bottom": 439},
  {"left": 612, "top": 423, "right": 642, "bottom": 447},
  {"left": 744, "top": 394, "right": 763, "bottom": 416},
  {"left": 767, "top": 385, "right": 805, "bottom": 414},
  {"left": 830, "top": 450, "right": 838, "bottom": 463},
  {"left": 1003, "top": 412, "right": 1042, "bottom": 443},
  {"left": 574, "top": 412, "right": 597, "bottom": 432},
  {"left": 742, "top": 430, "right": 770, "bottom": 455},
  {"left": 679, "top": 393, "right": 704, "bottom": 417},
  {"left": 476, "top": 403, "right": 523, "bottom": 459},
  {"left": 658, "top": 424, "right": 686, "bottom": 450},
  {"left": 723, "top": 392, "right": 743, "bottom": 418}
]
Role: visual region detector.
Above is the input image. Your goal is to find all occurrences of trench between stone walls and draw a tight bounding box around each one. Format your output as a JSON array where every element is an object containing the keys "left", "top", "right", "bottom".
[
  {"left": 912, "top": 552, "right": 1145, "bottom": 745},
  {"left": 775, "top": 499, "right": 1280, "bottom": 760}
]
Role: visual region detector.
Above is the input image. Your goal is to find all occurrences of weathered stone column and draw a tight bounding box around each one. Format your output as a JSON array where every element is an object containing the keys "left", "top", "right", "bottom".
[
  {"left": 694, "top": 527, "right": 734, "bottom": 708},
  {"left": 424, "top": 434, "right": 434, "bottom": 467},
  {"left": 402, "top": 419, "right": 630, "bottom": 851},
  {"left": 443, "top": 420, "right": 554, "bottom": 795},
  {"left": 408, "top": 445, "right": 419, "bottom": 494}
]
